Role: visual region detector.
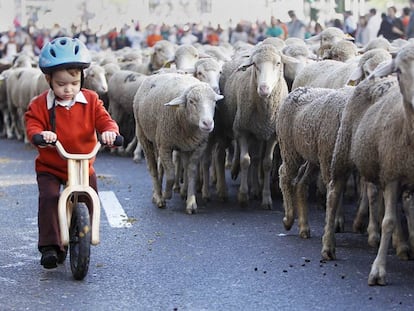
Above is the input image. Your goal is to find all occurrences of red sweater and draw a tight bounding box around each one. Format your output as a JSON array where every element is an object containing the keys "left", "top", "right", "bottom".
[{"left": 25, "top": 89, "right": 119, "bottom": 181}]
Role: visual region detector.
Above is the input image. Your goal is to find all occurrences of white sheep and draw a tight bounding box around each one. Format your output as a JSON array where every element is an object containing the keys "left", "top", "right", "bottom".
[
  {"left": 6, "top": 67, "right": 48, "bottom": 142},
  {"left": 292, "top": 48, "right": 392, "bottom": 90},
  {"left": 106, "top": 70, "right": 147, "bottom": 156},
  {"left": 134, "top": 72, "right": 223, "bottom": 214},
  {"left": 276, "top": 86, "right": 354, "bottom": 238},
  {"left": 224, "top": 43, "right": 292, "bottom": 208},
  {"left": 134, "top": 40, "right": 176, "bottom": 75},
  {"left": 306, "top": 27, "right": 353, "bottom": 59},
  {"left": 322, "top": 43, "right": 414, "bottom": 285}
]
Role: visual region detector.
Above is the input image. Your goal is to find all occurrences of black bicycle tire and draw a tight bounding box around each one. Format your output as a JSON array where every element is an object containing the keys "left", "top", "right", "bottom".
[{"left": 69, "top": 202, "right": 91, "bottom": 280}]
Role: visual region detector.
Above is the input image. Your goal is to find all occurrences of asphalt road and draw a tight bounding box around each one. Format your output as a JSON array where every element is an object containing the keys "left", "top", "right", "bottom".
[{"left": 1, "top": 137, "right": 414, "bottom": 311}]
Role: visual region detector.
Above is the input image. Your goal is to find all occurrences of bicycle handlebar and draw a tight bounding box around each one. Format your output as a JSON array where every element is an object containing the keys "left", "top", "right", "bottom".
[
  {"left": 32, "top": 134, "right": 124, "bottom": 147},
  {"left": 32, "top": 134, "right": 124, "bottom": 160}
]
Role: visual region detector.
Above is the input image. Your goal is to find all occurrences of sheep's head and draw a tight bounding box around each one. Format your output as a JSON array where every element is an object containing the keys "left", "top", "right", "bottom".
[
  {"left": 237, "top": 44, "right": 284, "bottom": 97},
  {"left": 151, "top": 40, "right": 176, "bottom": 70},
  {"left": 394, "top": 43, "right": 414, "bottom": 106},
  {"left": 164, "top": 82, "right": 223, "bottom": 133},
  {"left": 193, "top": 58, "right": 222, "bottom": 94},
  {"left": 347, "top": 48, "right": 392, "bottom": 86},
  {"left": 84, "top": 64, "right": 108, "bottom": 94}
]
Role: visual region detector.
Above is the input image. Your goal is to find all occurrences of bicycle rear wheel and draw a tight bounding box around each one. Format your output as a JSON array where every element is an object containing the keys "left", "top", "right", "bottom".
[{"left": 69, "top": 202, "right": 91, "bottom": 280}]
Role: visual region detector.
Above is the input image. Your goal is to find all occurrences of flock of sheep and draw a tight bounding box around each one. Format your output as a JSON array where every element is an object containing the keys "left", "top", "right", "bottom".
[{"left": 1, "top": 26, "right": 414, "bottom": 286}]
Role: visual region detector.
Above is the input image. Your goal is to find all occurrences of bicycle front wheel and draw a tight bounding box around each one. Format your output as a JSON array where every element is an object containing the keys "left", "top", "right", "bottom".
[{"left": 69, "top": 202, "right": 91, "bottom": 280}]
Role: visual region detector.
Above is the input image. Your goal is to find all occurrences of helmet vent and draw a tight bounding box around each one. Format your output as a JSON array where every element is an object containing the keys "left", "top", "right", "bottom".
[
  {"left": 50, "top": 48, "right": 56, "bottom": 58},
  {"left": 74, "top": 45, "right": 79, "bottom": 55}
]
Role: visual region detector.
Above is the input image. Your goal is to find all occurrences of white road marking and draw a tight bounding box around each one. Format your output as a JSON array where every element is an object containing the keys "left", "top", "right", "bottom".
[{"left": 99, "top": 191, "right": 132, "bottom": 228}]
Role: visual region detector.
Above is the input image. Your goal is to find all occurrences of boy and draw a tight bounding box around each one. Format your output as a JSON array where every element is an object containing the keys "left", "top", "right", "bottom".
[{"left": 25, "top": 37, "right": 119, "bottom": 269}]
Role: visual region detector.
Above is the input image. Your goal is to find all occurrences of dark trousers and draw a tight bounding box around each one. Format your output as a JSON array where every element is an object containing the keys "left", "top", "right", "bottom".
[{"left": 36, "top": 172, "right": 97, "bottom": 252}]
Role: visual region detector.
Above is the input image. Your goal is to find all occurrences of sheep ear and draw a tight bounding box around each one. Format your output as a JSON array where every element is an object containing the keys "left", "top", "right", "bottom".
[
  {"left": 198, "top": 52, "right": 212, "bottom": 59},
  {"left": 369, "top": 59, "right": 395, "bottom": 79},
  {"left": 215, "top": 94, "right": 224, "bottom": 101},
  {"left": 164, "top": 94, "right": 186, "bottom": 107},
  {"left": 347, "top": 67, "right": 363, "bottom": 86},
  {"left": 163, "top": 59, "right": 175, "bottom": 68},
  {"left": 281, "top": 54, "right": 301, "bottom": 65}
]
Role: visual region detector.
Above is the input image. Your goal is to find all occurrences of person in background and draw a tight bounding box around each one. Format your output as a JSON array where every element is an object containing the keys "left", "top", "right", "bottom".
[
  {"left": 230, "top": 23, "right": 248, "bottom": 44},
  {"left": 24, "top": 37, "right": 119, "bottom": 269},
  {"left": 406, "top": 0, "right": 414, "bottom": 39},
  {"left": 343, "top": 10, "right": 357, "bottom": 37},
  {"left": 401, "top": 6, "right": 411, "bottom": 31},
  {"left": 286, "top": 10, "right": 305, "bottom": 39},
  {"left": 355, "top": 14, "right": 370, "bottom": 47},
  {"left": 366, "top": 8, "right": 382, "bottom": 43},
  {"left": 377, "top": 6, "right": 405, "bottom": 41},
  {"left": 265, "top": 16, "right": 284, "bottom": 39}
]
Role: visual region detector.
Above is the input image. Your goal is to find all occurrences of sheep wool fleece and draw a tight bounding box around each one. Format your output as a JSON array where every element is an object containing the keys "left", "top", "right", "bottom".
[{"left": 25, "top": 88, "right": 119, "bottom": 181}]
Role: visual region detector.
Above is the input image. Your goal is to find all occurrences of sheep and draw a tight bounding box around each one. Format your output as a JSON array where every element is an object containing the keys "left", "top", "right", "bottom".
[
  {"left": 322, "top": 39, "right": 358, "bottom": 62},
  {"left": 292, "top": 48, "right": 392, "bottom": 90},
  {"left": 134, "top": 40, "right": 176, "bottom": 75},
  {"left": 83, "top": 64, "right": 108, "bottom": 100},
  {"left": 134, "top": 72, "right": 223, "bottom": 214},
  {"left": 106, "top": 70, "right": 147, "bottom": 156},
  {"left": 223, "top": 43, "right": 292, "bottom": 208},
  {"left": 306, "top": 27, "right": 353, "bottom": 59},
  {"left": 322, "top": 43, "right": 414, "bottom": 285},
  {"left": 276, "top": 86, "right": 355, "bottom": 238},
  {"left": 282, "top": 43, "right": 315, "bottom": 91},
  {"left": 6, "top": 67, "right": 48, "bottom": 141}
]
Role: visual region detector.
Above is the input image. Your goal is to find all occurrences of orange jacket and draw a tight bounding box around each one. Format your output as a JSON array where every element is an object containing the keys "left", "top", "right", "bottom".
[{"left": 25, "top": 88, "right": 119, "bottom": 181}]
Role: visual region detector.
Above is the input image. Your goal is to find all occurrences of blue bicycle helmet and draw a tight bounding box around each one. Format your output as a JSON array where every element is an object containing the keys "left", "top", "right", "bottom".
[{"left": 39, "top": 37, "right": 91, "bottom": 73}]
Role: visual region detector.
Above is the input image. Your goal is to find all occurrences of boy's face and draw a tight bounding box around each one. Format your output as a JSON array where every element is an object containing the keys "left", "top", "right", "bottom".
[{"left": 46, "top": 69, "right": 81, "bottom": 101}]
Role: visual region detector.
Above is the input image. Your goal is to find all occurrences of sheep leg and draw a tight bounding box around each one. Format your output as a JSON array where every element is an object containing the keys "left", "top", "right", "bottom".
[
  {"left": 261, "top": 137, "right": 277, "bottom": 209},
  {"left": 159, "top": 147, "right": 175, "bottom": 200},
  {"left": 214, "top": 140, "right": 229, "bottom": 202},
  {"left": 201, "top": 139, "right": 214, "bottom": 202},
  {"left": 237, "top": 135, "right": 250, "bottom": 206},
  {"left": 402, "top": 189, "right": 414, "bottom": 257},
  {"left": 278, "top": 159, "right": 302, "bottom": 232},
  {"left": 249, "top": 141, "right": 262, "bottom": 200},
  {"left": 185, "top": 151, "right": 202, "bottom": 214},
  {"left": 230, "top": 140, "right": 240, "bottom": 180},
  {"left": 366, "top": 182, "right": 381, "bottom": 248},
  {"left": 392, "top": 203, "right": 410, "bottom": 260},
  {"left": 139, "top": 136, "right": 165, "bottom": 208},
  {"left": 322, "top": 178, "right": 346, "bottom": 260},
  {"left": 2, "top": 110, "right": 13, "bottom": 139},
  {"left": 368, "top": 181, "right": 398, "bottom": 286},
  {"left": 173, "top": 150, "right": 182, "bottom": 193},
  {"left": 353, "top": 178, "right": 369, "bottom": 233},
  {"left": 296, "top": 162, "right": 316, "bottom": 239},
  {"left": 180, "top": 153, "right": 189, "bottom": 200}
]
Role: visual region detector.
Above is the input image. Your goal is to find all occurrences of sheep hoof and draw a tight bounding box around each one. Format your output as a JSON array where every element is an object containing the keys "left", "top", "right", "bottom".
[
  {"left": 283, "top": 217, "right": 294, "bottom": 231},
  {"left": 352, "top": 220, "right": 367, "bottom": 233},
  {"left": 367, "top": 233, "right": 380, "bottom": 248},
  {"left": 396, "top": 244, "right": 410, "bottom": 261},
  {"left": 321, "top": 248, "right": 336, "bottom": 261},
  {"left": 153, "top": 198, "right": 166, "bottom": 209},
  {"left": 261, "top": 196, "right": 272, "bottom": 210},
  {"left": 334, "top": 219, "right": 345, "bottom": 233},
  {"left": 368, "top": 269, "right": 387, "bottom": 286},
  {"left": 299, "top": 229, "right": 311, "bottom": 239},
  {"left": 186, "top": 197, "right": 197, "bottom": 214},
  {"left": 238, "top": 192, "right": 249, "bottom": 206}
]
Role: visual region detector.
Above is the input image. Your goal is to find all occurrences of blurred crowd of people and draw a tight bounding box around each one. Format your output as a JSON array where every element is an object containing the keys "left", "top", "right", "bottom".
[{"left": 2, "top": 1, "right": 414, "bottom": 62}]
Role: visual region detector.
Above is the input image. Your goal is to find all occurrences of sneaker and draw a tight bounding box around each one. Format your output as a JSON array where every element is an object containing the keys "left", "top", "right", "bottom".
[
  {"left": 57, "top": 246, "right": 68, "bottom": 264},
  {"left": 40, "top": 246, "right": 58, "bottom": 269}
]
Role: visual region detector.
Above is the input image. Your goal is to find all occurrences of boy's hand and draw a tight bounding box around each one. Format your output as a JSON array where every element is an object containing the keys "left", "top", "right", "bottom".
[
  {"left": 101, "top": 131, "right": 117, "bottom": 146},
  {"left": 40, "top": 131, "right": 57, "bottom": 144}
]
